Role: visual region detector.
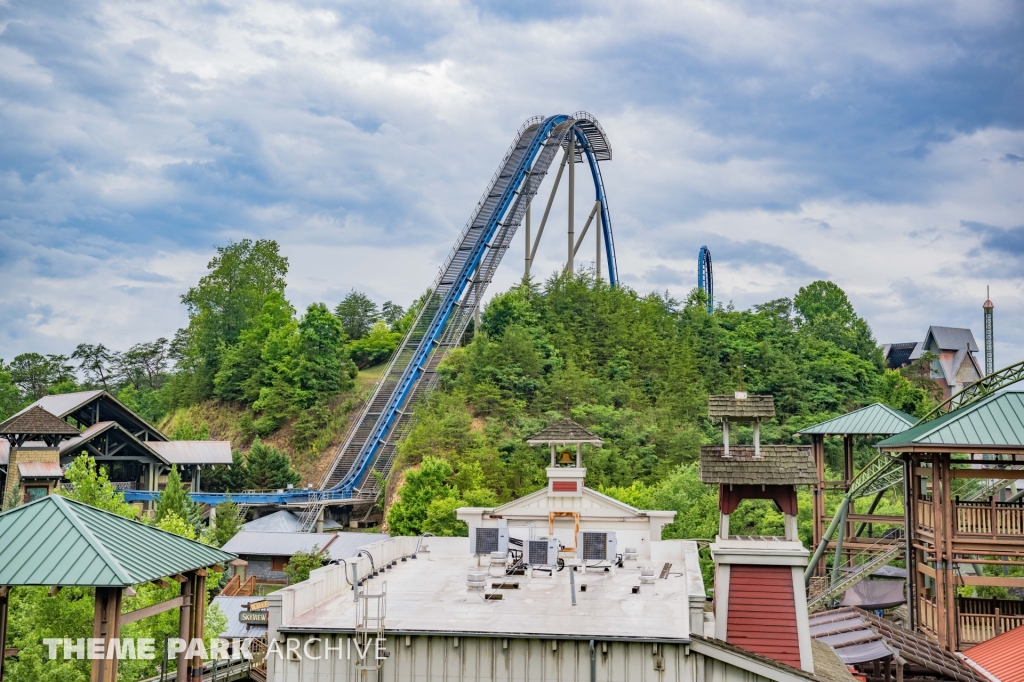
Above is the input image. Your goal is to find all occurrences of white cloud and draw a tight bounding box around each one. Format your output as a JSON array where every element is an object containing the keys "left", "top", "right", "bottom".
[{"left": 0, "top": 0, "right": 1021, "bottom": 370}]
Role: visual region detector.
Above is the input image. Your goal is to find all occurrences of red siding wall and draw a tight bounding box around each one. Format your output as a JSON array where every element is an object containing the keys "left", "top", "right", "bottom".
[
  {"left": 726, "top": 565, "right": 802, "bottom": 669},
  {"left": 551, "top": 481, "right": 577, "bottom": 492}
]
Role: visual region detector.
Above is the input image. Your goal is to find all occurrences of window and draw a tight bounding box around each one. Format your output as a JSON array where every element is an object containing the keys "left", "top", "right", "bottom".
[
  {"left": 271, "top": 556, "right": 289, "bottom": 572},
  {"left": 23, "top": 486, "right": 49, "bottom": 504}
]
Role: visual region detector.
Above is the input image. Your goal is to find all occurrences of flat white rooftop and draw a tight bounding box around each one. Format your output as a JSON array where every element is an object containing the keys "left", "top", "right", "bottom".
[{"left": 275, "top": 537, "right": 703, "bottom": 641}]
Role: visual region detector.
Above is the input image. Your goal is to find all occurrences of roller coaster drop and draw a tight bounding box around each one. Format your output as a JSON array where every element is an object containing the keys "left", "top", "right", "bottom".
[{"left": 125, "top": 113, "right": 619, "bottom": 512}]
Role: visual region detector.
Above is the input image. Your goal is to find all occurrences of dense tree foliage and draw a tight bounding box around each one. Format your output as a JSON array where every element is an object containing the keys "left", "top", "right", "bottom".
[{"left": 387, "top": 272, "right": 936, "bottom": 543}]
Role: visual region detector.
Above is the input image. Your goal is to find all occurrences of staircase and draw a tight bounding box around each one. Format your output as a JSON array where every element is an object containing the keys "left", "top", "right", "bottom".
[{"left": 807, "top": 541, "right": 904, "bottom": 613}]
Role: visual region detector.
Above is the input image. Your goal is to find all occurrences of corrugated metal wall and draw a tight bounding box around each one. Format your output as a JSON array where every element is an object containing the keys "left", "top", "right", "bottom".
[{"left": 269, "top": 634, "right": 780, "bottom": 682}]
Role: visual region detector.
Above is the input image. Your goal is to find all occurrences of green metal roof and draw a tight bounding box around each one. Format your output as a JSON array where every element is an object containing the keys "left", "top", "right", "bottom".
[
  {"left": 797, "top": 403, "right": 916, "bottom": 436},
  {"left": 877, "top": 390, "right": 1024, "bottom": 450},
  {"left": 0, "top": 495, "right": 234, "bottom": 587}
]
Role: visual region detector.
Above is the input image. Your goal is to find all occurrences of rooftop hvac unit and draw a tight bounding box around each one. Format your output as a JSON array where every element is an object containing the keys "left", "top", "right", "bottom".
[
  {"left": 577, "top": 531, "right": 617, "bottom": 562},
  {"left": 526, "top": 538, "right": 559, "bottom": 567},
  {"left": 470, "top": 521, "right": 508, "bottom": 556}
]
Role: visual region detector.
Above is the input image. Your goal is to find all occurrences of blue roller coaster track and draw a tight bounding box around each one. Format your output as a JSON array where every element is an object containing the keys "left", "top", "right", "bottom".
[
  {"left": 125, "top": 113, "right": 618, "bottom": 511},
  {"left": 698, "top": 245, "right": 713, "bottom": 314}
]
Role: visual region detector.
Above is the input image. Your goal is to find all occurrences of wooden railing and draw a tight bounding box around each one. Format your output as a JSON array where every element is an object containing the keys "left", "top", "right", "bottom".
[
  {"left": 918, "top": 597, "right": 939, "bottom": 639},
  {"left": 956, "top": 499, "right": 1024, "bottom": 537},
  {"left": 220, "top": 574, "right": 256, "bottom": 597},
  {"left": 916, "top": 499, "right": 933, "bottom": 531},
  {"left": 914, "top": 498, "right": 1024, "bottom": 538}
]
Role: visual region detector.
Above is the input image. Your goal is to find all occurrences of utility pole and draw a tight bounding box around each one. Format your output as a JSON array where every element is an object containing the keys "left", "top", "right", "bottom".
[{"left": 567, "top": 133, "right": 575, "bottom": 275}]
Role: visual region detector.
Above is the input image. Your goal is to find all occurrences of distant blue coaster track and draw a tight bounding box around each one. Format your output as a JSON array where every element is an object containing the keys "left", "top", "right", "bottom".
[{"left": 124, "top": 113, "right": 617, "bottom": 509}]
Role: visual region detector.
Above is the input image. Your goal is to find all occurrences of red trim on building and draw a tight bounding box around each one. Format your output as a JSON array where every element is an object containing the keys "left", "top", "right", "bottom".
[
  {"left": 727, "top": 565, "right": 802, "bottom": 668},
  {"left": 551, "top": 481, "right": 577, "bottom": 492},
  {"left": 719, "top": 484, "right": 798, "bottom": 515}
]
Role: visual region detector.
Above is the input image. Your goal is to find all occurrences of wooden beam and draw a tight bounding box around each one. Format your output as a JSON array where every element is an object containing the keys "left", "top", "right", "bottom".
[
  {"left": 47, "top": 586, "right": 61, "bottom": 597},
  {"left": 150, "top": 579, "right": 170, "bottom": 589},
  {"left": 170, "top": 574, "right": 187, "bottom": 583},
  {"left": 120, "top": 596, "right": 185, "bottom": 625},
  {"left": 949, "top": 468, "right": 1024, "bottom": 480},
  {"left": 194, "top": 568, "right": 208, "bottom": 578},
  {"left": 956, "top": 575, "right": 1024, "bottom": 588}
]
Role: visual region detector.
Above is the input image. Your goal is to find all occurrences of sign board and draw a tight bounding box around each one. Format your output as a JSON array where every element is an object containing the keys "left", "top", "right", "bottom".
[
  {"left": 239, "top": 610, "right": 269, "bottom": 625},
  {"left": 246, "top": 599, "right": 269, "bottom": 612}
]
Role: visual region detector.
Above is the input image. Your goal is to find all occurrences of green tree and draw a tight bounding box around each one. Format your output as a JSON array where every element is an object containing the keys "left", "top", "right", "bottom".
[
  {"left": 71, "top": 343, "right": 116, "bottom": 390},
  {"left": 213, "top": 291, "right": 296, "bottom": 403},
  {"left": 0, "top": 362, "right": 22, "bottom": 421},
  {"left": 155, "top": 465, "right": 195, "bottom": 523},
  {"left": 210, "top": 497, "right": 243, "bottom": 546},
  {"left": 386, "top": 456, "right": 458, "bottom": 536},
  {"left": 348, "top": 320, "right": 402, "bottom": 368},
  {"left": 178, "top": 239, "right": 289, "bottom": 398},
  {"left": 284, "top": 547, "right": 326, "bottom": 584},
  {"left": 8, "top": 353, "right": 74, "bottom": 399},
  {"left": 290, "top": 303, "right": 355, "bottom": 408},
  {"left": 334, "top": 290, "right": 378, "bottom": 340},
  {"left": 381, "top": 301, "right": 404, "bottom": 327},
  {"left": 60, "top": 456, "right": 138, "bottom": 519},
  {"left": 245, "top": 439, "right": 301, "bottom": 490}
]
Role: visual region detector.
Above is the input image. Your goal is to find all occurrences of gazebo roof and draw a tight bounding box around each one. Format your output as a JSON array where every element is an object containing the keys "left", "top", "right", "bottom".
[
  {"left": 526, "top": 418, "right": 603, "bottom": 446},
  {"left": 0, "top": 495, "right": 234, "bottom": 587},
  {"left": 797, "top": 403, "right": 916, "bottom": 437},
  {"left": 0, "top": 406, "right": 80, "bottom": 437},
  {"left": 876, "top": 390, "right": 1024, "bottom": 453}
]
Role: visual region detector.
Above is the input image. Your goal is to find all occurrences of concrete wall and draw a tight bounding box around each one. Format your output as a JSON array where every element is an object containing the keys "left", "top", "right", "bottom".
[{"left": 266, "top": 633, "right": 794, "bottom": 682}]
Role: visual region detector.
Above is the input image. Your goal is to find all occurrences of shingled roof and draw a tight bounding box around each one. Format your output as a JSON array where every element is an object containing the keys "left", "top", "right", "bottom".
[
  {"left": 526, "top": 419, "right": 603, "bottom": 446},
  {"left": 708, "top": 395, "right": 776, "bottom": 420},
  {"left": 700, "top": 445, "right": 815, "bottom": 486},
  {"left": 0, "top": 406, "right": 80, "bottom": 437}
]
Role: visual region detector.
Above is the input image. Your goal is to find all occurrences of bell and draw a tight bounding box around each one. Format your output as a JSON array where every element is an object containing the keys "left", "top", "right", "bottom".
[{"left": 557, "top": 449, "right": 574, "bottom": 466}]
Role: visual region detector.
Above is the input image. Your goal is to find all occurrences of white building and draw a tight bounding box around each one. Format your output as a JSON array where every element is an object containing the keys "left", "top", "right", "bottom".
[{"left": 262, "top": 420, "right": 842, "bottom": 682}]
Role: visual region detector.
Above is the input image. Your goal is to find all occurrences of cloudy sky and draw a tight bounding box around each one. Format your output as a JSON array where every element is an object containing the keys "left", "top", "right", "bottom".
[{"left": 1, "top": 0, "right": 1022, "bottom": 366}]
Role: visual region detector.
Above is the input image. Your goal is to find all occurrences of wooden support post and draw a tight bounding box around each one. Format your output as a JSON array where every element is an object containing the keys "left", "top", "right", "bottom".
[
  {"left": 932, "top": 453, "right": 945, "bottom": 649},
  {"left": 191, "top": 572, "right": 206, "bottom": 681},
  {"left": 91, "top": 586, "right": 123, "bottom": 682},
  {"left": 942, "top": 455, "right": 956, "bottom": 651},
  {"left": 0, "top": 586, "right": 8, "bottom": 682},
  {"left": 177, "top": 574, "right": 192, "bottom": 682}
]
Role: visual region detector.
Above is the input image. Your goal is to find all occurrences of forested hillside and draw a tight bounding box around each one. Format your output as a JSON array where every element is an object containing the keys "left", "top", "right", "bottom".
[
  {"left": 383, "top": 273, "right": 939, "bottom": 549},
  {"left": 0, "top": 239, "right": 941, "bottom": 547}
]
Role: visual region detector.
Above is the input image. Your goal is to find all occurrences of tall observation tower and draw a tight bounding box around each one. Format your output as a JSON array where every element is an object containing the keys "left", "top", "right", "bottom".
[{"left": 983, "top": 286, "right": 994, "bottom": 376}]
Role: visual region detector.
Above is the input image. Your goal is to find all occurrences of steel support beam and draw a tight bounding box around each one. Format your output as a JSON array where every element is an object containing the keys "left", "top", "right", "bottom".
[{"left": 567, "top": 134, "right": 575, "bottom": 274}]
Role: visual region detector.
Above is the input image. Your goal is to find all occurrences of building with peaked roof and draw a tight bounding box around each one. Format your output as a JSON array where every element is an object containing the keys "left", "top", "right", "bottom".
[
  {"left": 0, "top": 390, "right": 232, "bottom": 508},
  {"left": 885, "top": 327, "right": 983, "bottom": 400},
  {"left": 221, "top": 530, "right": 389, "bottom": 583},
  {"left": 877, "top": 389, "right": 1024, "bottom": 652}
]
